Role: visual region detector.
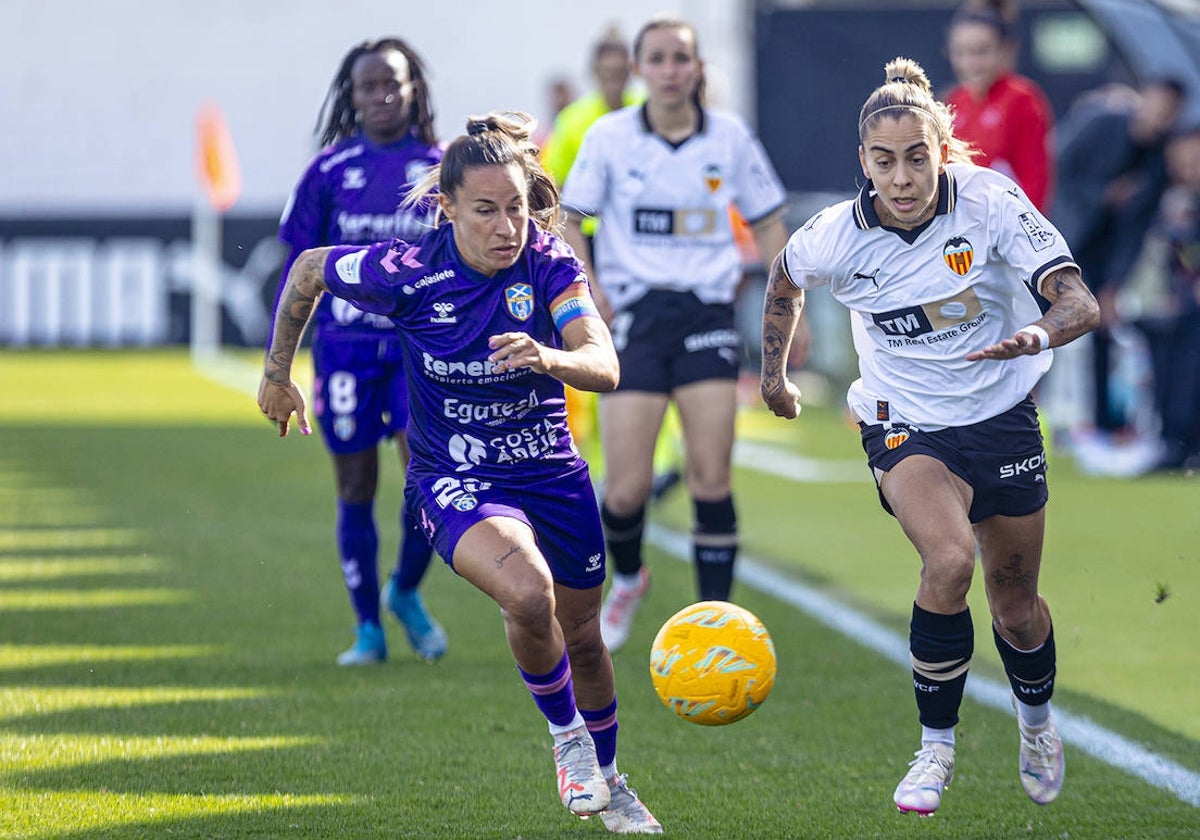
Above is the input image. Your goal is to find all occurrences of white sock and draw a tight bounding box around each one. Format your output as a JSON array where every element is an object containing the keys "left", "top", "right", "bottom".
[
  {"left": 601, "top": 762, "right": 618, "bottom": 780},
  {"left": 921, "top": 725, "right": 955, "bottom": 747},
  {"left": 613, "top": 571, "right": 643, "bottom": 590},
  {"left": 1016, "top": 699, "right": 1051, "bottom": 729},
  {"left": 549, "top": 711, "right": 586, "bottom": 740}
]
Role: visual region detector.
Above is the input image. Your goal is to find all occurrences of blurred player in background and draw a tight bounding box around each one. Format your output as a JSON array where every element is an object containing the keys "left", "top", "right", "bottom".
[
  {"left": 761, "top": 57, "right": 1098, "bottom": 816},
  {"left": 532, "top": 75, "right": 576, "bottom": 154},
  {"left": 273, "top": 38, "right": 447, "bottom": 666},
  {"left": 562, "top": 14, "right": 789, "bottom": 653},
  {"left": 944, "top": 0, "right": 1054, "bottom": 212},
  {"left": 260, "top": 112, "right": 660, "bottom": 833},
  {"left": 543, "top": 28, "right": 641, "bottom": 190},
  {"left": 541, "top": 27, "right": 686, "bottom": 495}
]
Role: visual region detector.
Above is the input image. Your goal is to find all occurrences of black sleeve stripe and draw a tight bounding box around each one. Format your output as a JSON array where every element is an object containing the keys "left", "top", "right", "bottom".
[
  {"left": 1023, "top": 255, "right": 1079, "bottom": 314},
  {"left": 1029, "top": 255, "right": 1079, "bottom": 297},
  {"left": 780, "top": 246, "right": 798, "bottom": 286}
]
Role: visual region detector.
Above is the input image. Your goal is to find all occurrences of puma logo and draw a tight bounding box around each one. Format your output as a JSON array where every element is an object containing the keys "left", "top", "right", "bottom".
[{"left": 853, "top": 268, "right": 882, "bottom": 288}]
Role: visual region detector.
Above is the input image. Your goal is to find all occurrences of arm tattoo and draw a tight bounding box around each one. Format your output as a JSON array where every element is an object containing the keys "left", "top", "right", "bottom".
[
  {"left": 1039, "top": 267, "right": 1100, "bottom": 348},
  {"left": 759, "top": 261, "right": 804, "bottom": 397},
  {"left": 265, "top": 252, "right": 326, "bottom": 384}
]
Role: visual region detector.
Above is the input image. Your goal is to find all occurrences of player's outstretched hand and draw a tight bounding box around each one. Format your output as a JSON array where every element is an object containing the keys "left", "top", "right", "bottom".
[
  {"left": 761, "top": 377, "right": 803, "bottom": 420},
  {"left": 487, "top": 332, "right": 549, "bottom": 374},
  {"left": 257, "top": 376, "right": 311, "bottom": 438},
  {"left": 965, "top": 331, "right": 1042, "bottom": 362}
]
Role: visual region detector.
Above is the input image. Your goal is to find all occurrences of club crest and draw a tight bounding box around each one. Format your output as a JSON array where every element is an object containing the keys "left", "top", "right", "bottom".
[
  {"left": 505, "top": 283, "right": 534, "bottom": 321},
  {"left": 703, "top": 163, "right": 722, "bottom": 193},
  {"left": 942, "top": 237, "right": 974, "bottom": 276}
]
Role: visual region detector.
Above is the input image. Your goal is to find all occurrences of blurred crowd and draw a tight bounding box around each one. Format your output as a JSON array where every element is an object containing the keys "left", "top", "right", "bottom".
[
  {"left": 1050, "top": 76, "right": 1200, "bottom": 475},
  {"left": 902, "top": 0, "right": 1199, "bottom": 475}
]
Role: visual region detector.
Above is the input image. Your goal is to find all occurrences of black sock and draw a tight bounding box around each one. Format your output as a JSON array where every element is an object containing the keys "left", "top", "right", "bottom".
[
  {"left": 909, "top": 604, "right": 973, "bottom": 729},
  {"left": 693, "top": 496, "right": 737, "bottom": 600},
  {"left": 601, "top": 503, "right": 645, "bottom": 577},
  {"left": 994, "top": 624, "right": 1056, "bottom": 707}
]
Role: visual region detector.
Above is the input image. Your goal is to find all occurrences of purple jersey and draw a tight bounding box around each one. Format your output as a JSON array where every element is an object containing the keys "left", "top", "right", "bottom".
[
  {"left": 321, "top": 222, "right": 593, "bottom": 483},
  {"left": 278, "top": 133, "right": 442, "bottom": 340}
]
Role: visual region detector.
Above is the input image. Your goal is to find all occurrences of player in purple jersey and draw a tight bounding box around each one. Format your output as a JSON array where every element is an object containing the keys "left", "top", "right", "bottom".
[
  {"left": 274, "top": 38, "right": 447, "bottom": 666},
  {"left": 260, "top": 113, "right": 661, "bottom": 833}
]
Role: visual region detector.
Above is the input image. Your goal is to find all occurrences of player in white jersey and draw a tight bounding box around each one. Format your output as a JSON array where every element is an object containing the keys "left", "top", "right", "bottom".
[
  {"left": 760, "top": 58, "right": 1099, "bottom": 817},
  {"left": 561, "top": 14, "right": 789, "bottom": 653}
]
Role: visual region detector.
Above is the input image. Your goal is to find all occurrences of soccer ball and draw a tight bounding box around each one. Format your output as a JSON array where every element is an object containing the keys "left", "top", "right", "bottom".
[{"left": 648, "top": 600, "right": 776, "bottom": 726}]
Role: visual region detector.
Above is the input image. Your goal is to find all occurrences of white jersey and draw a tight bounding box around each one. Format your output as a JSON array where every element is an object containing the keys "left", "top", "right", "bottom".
[
  {"left": 782, "top": 163, "right": 1078, "bottom": 430},
  {"left": 562, "top": 104, "right": 786, "bottom": 311}
]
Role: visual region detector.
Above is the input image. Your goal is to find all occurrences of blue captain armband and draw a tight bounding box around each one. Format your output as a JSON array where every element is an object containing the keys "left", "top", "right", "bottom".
[{"left": 552, "top": 294, "right": 600, "bottom": 332}]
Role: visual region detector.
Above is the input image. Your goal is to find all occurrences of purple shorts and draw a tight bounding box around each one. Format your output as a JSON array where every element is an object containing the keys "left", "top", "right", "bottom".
[
  {"left": 405, "top": 461, "right": 606, "bottom": 590},
  {"left": 311, "top": 333, "right": 409, "bottom": 455},
  {"left": 859, "top": 396, "right": 1048, "bottom": 523}
]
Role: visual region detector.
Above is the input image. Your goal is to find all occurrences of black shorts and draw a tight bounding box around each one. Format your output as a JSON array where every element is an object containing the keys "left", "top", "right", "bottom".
[
  {"left": 611, "top": 290, "right": 740, "bottom": 393},
  {"left": 859, "top": 396, "right": 1048, "bottom": 523}
]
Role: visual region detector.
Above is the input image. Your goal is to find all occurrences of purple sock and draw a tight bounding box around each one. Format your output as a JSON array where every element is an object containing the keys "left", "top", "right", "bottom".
[
  {"left": 520, "top": 651, "right": 577, "bottom": 727},
  {"left": 581, "top": 698, "right": 618, "bottom": 769},
  {"left": 337, "top": 500, "right": 380, "bottom": 624},
  {"left": 392, "top": 506, "right": 433, "bottom": 591}
]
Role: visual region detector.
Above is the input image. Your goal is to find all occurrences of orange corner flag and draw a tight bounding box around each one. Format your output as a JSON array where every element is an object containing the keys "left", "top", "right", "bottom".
[{"left": 196, "top": 102, "right": 242, "bottom": 212}]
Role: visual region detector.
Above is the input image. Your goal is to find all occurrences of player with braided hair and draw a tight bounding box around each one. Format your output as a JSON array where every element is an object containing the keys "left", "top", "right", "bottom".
[{"left": 273, "top": 37, "right": 446, "bottom": 666}]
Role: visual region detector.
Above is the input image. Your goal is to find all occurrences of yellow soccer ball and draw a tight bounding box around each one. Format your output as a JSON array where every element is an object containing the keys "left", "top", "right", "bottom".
[{"left": 648, "top": 600, "right": 776, "bottom": 725}]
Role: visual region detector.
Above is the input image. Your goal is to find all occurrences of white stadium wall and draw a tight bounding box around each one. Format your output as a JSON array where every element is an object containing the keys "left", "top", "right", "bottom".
[
  {"left": 0, "top": 0, "right": 752, "bottom": 216},
  {"left": 0, "top": 0, "right": 752, "bottom": 347}
]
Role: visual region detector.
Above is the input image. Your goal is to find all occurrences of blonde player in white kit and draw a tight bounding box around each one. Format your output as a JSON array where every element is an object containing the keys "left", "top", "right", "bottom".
[
  {"left": 760, "top": 58, "right": 1099, "bottom": 817},
  {"left": 562, "top": 14, "right": 789, "bottom": 653}
]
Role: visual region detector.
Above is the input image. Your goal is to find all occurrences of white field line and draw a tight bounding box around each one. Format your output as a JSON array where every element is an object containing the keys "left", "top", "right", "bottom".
[
  {"left": 202, "top": 355, "right": 1199, "bottom": 807},
  {"left": 194, "top": 351, "right": 261, "bottom": 396},
  {"left": 734, "top": 439, "right": 867, "bottom": 483},
  {"left": 647, "top": 522, "right": 1200, "bottom": 807}
]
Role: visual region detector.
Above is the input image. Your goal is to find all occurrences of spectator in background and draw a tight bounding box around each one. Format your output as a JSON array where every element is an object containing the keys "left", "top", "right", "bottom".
[
  {"left": 533, "top": 75, "right": 576, "bottom": 155},
  {"left": 272, "top": 38, "right": 447, "bottom": 666},
  {"left": 542, "top": 28, "right": 641, "bottom": 190},
  {"left": 1144, "top": 124, "right": 1200, "bottom": 472},
  {"left": 1052, "top": 77, "right": 1186, "bottom": 436},
  {"left": 944, "top": 0, "right": 1055, "bottom": 212}
]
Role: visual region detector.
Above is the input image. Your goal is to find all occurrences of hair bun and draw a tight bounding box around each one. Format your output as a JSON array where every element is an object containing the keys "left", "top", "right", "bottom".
[{"left": 467, "top": 119, "right": 491, "bottom": 136}]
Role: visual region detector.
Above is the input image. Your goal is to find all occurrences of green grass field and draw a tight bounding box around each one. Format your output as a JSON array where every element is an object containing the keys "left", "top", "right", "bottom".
[{"left": 1, "top": 350, "right": 1197, "bottom": 838}]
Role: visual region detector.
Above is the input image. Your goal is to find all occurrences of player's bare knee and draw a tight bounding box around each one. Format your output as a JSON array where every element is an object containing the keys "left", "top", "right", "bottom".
[
  {"left": 684, "top": 472, "right": 731, "bottom": 501},
  {"left": 920, "top": 551, "right": 975, "bottom": 597},
  {"left": 334, "top": 458, "right": 376, "bottom": 503},
  {"left": 501, "top": 583, "right": 557, "bottom": 630},
  {"left": 991, "top": 602, "right": 1044, "bottom": 646},
  {"left": 603, "top": 486, "right": 652, "bottom": 516}
]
